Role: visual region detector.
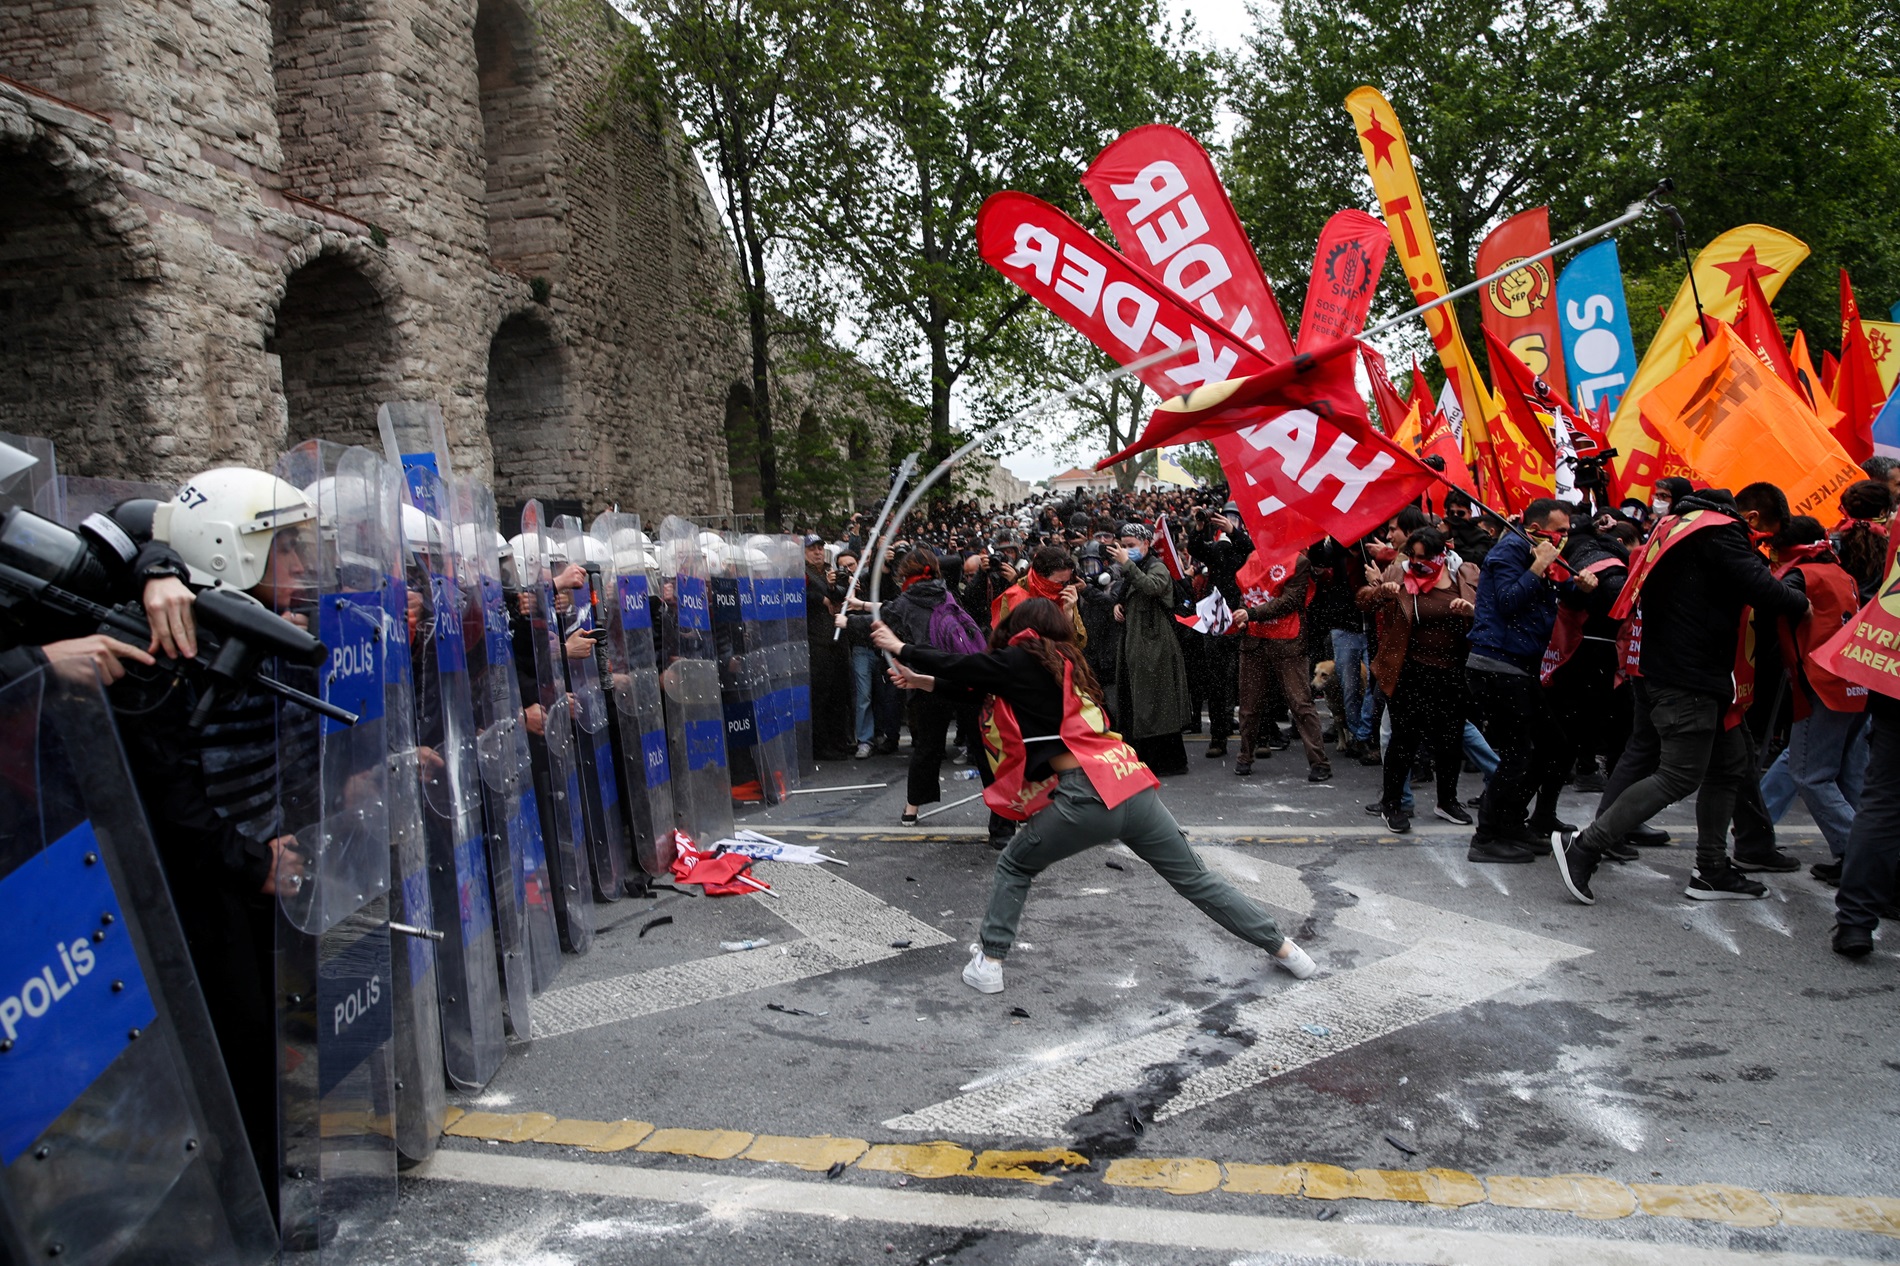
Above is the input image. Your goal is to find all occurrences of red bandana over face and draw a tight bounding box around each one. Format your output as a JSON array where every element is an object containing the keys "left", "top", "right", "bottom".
[{"left": 1403, "top": 553, "right": 1447, "bottom": 595}]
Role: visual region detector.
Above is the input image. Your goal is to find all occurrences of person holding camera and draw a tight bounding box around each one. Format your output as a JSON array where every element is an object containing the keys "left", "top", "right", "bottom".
[{"left": 1186, "top": 504, "right": 1252, "bottom": 759}]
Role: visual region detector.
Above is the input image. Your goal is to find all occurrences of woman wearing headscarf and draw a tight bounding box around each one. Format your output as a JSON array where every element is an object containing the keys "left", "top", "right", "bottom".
[{"left": 1108, "top": 522, "right": 1192, "bottom": 775}]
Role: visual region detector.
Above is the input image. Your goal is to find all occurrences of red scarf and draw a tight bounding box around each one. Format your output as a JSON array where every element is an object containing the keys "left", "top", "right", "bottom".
[
  {"left": 900, "top": 571, "right": 933, "bottom": 592},
  {"left": 991, "top": 569, "right": 1068, "bottom": 626},
  {"left": 1402, "top": 554, "right": 1448, "bottom": 595}
]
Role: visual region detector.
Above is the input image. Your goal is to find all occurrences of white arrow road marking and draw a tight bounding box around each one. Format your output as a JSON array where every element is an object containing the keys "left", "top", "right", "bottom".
[
  {"left": 884, "top": 847, "right": 1588, "bottom": 1136},
  {"left": 527, "top": 863, "right": 954, "bottom": 1040}
]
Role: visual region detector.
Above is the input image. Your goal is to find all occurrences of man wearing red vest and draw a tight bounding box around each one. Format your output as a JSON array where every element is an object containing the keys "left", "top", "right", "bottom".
[
  {"left": 1555, "top": 484, "right": 1810, "bottom": 906},
  {"left": 1231, "top": 550, "right": 1331, "bottom": 782}
]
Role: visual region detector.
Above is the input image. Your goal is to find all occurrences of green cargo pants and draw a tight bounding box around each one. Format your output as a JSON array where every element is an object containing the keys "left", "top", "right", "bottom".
[{"left": 978, "top": 768, "right": 1287, "bottom": 959}]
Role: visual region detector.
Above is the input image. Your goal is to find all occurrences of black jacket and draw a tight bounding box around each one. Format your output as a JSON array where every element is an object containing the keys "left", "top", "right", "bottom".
[
  {"left": 1306, "top": 538, "right": 1366, "bottom": 635},
  {"left": 1186, "top": 520, "right": 1254, "bottom": 611},
  {"left": 1559, "top": 528, "right": 1630, "bottom": 641},
  {"left": 1639, "top": 492, "right": 1810, "bottom": 698}
]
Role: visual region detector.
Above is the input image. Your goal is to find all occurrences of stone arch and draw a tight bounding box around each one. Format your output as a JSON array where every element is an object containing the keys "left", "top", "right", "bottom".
[
  {"left": 0, "top": 108, "right": 163, "bottom": 477},
  {"left": 484, "top": 307, "right": 569, "bottom": 511},
  {"left": 474, "top": 0, "right": 563, "bottom": 280},
  {"left": 722, "top": 382, "right": 761, "bottom": 514},
  {"left": 266, "top": 236, "right": 403, "bottom": 450}
]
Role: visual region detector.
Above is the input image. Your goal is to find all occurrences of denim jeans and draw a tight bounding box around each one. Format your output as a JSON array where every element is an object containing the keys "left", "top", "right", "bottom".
[
  {"left": 1392, "top": 720, "right": 1497, "bottom": 814},
  {"left": 1785, "top": 692, "right": 1869, "bottom": 855},
  {"left": 848, "top": 645, "right": 877, "bottom": 745},
  {"left": 980, "top": 771, "right": 1285, "bottom": 958},
  {"left": 1837, "top": 703, "right": 1899, "bottom": 931},
  {"left": 1330, "top": 628, "right": 1373, "bottom": 743}
]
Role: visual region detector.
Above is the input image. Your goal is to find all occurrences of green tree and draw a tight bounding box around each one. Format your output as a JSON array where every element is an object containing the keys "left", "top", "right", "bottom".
[{"left": 781, "top": 0, "right": 1222, "bottom": 466}]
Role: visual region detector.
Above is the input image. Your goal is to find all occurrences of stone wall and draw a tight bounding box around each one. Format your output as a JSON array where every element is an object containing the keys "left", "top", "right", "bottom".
[{"left": 0, "top": 0, "right": 757, "bottom": 525}]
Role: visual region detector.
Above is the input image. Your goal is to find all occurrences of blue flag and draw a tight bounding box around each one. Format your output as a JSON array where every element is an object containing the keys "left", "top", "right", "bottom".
[
  {"left": 1872, "top": 383, "right": 1900, "bottom": 459},
  {"left": 1556, "top": 239, "right": 1639, "bottom": 415}
]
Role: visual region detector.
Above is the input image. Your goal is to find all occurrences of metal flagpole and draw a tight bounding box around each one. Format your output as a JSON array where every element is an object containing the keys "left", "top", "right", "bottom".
[{"left": 835, "top": 449, "right": 922, "bottom": 639}]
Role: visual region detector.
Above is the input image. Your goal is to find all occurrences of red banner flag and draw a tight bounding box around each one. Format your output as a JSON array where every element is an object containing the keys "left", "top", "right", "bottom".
[
  {"left": 1811, "top": 543, "right": 1900, "bottom": 701},
  {"left": 1419, "top": 408, "right": 1478, "bottom": 498},
  {"left": 1297, "top": 210, "right": 1391, "bottom": 350},
  {"left": 1360, "top": 342, "right": 1410, "bottom": 437},
  {"left": 1081, "top": 125, "right": 1295, "bottom": 362},
  {"left": 1153, "top": 512, "right": 1187, "bottom": 580},
  {"left": 1481, "top": 328, "right": 1561, "bottom": 511},
  {"left": 1476, "top": 206, "right": 1568, "bottom": 405},
  {"left": 1733, "top": 270, "right": 1797, "bottom": 388},
  {"left": 1834, "top": 269, "right": 1884, "bottom": 463},
  {"left": 1408, "top": 358, "right": 1433, "bottom": 408}
]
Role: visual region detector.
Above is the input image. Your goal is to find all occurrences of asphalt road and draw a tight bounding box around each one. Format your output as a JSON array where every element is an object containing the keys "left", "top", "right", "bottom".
[{"left": 360, "top": 736, "right": 1900, "bottom": 1266}]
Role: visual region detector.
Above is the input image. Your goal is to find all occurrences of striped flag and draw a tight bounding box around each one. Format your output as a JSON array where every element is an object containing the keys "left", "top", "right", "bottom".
[{"left": 1154, "top": 513, "right": 1187, "bottom": 580}]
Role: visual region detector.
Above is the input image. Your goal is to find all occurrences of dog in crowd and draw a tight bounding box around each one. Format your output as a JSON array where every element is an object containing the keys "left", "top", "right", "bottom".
[{"left": 1312, "top": 659, "right": 1352, "bottom": 755}]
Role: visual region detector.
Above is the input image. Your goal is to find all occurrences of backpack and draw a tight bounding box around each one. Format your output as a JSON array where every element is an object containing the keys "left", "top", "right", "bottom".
[{"left": 926, "top": 594, "right": 988, "bottom": 655}]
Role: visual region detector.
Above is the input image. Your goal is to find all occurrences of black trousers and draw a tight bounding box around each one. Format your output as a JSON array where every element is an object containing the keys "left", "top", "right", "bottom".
[
  {"left": 1201, "top": 635, "right": 1237, "bottom": 740},
  {"left": 808, "top": 638, "right": 854, "bottom": 755},
  {"left": 905, "top": 692, "right": 985, "bottom": 806},
  {"left": 1468, "top": 664, "right": 1565, "bottom": 840},
  {"left": 1383, "top": 661, "right": 1464, "bottom": 810},
  {"left": 1838, "top": 702, "right": 1900, "bottom": 930}
]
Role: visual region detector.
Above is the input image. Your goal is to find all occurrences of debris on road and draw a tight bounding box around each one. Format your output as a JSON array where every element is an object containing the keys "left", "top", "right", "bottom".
[
  {"left": 637, "top": 916, "right": 673, "bottom": 938},
  {"left": 720, "top": 938, "right": 771, "bottom": 951}
]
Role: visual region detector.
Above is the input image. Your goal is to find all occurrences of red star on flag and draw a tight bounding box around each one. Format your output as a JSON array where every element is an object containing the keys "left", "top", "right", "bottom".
[
  {"left": 1714, "top": 245, "right": 1777, "bottom": 295},
  {"left": 1360, "top": 114, "right": 1399, "bottom": 168}
]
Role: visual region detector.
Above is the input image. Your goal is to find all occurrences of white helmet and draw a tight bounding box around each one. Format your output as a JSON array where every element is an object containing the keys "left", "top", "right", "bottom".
[
  {"left": 579, "top": 535, "right": 611, "bottom": 565},
  {"left": 401, "top": 503, "right": 447, "bottom": 556},
  {"left": 154, "top": 466, "right": 316, "bottom": 589}
]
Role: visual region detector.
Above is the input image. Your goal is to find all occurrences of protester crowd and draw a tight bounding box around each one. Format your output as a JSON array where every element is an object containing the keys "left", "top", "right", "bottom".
[{"left": 800, "top": 457, "right": 1900, "bottom": 955}]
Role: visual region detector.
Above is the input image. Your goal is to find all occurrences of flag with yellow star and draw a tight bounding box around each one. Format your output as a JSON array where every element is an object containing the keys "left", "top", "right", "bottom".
[{"left": 1606, "top": 225, "right": 1808, "bottom": 503}]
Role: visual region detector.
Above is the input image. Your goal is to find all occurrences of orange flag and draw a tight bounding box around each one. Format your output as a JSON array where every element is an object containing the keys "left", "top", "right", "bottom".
[
  {"left": 1607, "top": 226, "right": 1809, "bottom": 504},
  {"left": 1833, "top": 270, "right": 1884, "bottom": 463},
  {"left": 1640, "top": 324, "right": 1861, "bottom": 522}
]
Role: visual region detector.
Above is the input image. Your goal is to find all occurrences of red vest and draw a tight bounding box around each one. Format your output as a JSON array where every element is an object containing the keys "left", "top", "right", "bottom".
[
  {"left": 1773, "top": 555, "right": 1868, "bottom": 716},
  {"left": 1241, "top": 563, "right": 1311, "bottom": 640},
  {"left": 1539, "top": 556, "right": 1624, "bottom": 685},
  {"left": 1611, "top": 509, "right": 1752, "bottom": 722},
  {"left": 980, "top": 658, "right": 1159, "bottom": 822}
]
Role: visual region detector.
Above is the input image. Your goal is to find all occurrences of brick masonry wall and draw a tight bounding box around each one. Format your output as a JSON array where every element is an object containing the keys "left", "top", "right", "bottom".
[{"left": 0, "top": 0, "right": 751, "bottom": 522}]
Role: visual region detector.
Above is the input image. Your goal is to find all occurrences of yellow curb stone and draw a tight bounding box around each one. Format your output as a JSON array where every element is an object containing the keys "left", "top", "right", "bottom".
[
  {"left": 1771, "top": 1193, "right": 1900, "bottom": 1239},
  {"left": 584, "top": 1121, "right": 656, "bottom": 1153},
  {"left": 1631, "top": 1182, "right": 1779, "bottom": 1228},
  {"left": 441, "top": 1107, "right": 465, "bottom": 1131},
  {"left": 857, "top": 1142, "right": 975, "bottom": 1179},
  {"left": 1102, "top": 1157, "right": 1224, "bottom": 1196},
  {"left": 443, "top": 1112, "right": 559, "bottom": 1143},
  {"left": 1298, "top": 1166, "right": 1487, "bottom": 1206},
  {"left": 531, "top": 1119, "right": 656, "bottom": 1150},
  {"left": 1223, "top": 1163, "right": 1306, "bottom": 1196},
  {"left": 1486, "top": 1173, "right": 1637, "bottom": 1220},
  {"left": 971, "top": 1148, "right": 1091, "bottom": 1187},
  {"left": 743, "top": 1135, "right": 870, "bottom": 1172},
  {"left": 635, "top": 1128, "right": 754, "bottom": 1160}
]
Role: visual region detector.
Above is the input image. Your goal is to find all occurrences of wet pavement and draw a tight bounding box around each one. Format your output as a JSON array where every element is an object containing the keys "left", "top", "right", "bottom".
[{"left": 367, "top": 736, "right": 1900, "bottom": 1265}]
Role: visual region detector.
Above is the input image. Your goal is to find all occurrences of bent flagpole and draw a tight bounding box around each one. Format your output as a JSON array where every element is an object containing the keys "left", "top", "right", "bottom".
[{"left": 834, "top": 449, "right": 922, "bottom": 639}]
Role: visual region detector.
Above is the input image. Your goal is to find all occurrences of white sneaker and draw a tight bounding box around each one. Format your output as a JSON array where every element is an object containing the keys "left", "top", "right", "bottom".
[
  {"left": 1273, "top": 940, "right": 1317, "bottom": 979},
  {"left": 854, "top": 742, "right": 872, "bottom": 759},
  {"left": 962, "top": 943, "right": 1004, "bottom": 993}
]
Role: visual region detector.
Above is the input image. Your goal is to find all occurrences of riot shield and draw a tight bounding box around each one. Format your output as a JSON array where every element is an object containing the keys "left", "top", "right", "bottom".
[
  {"left": 0, "top": 669, "right": 278, "bottom": 1266},
  {"left": 454, "top": 478, "right": 555, "bottom": 1015},
  {"left": 54, "top": 475, "right": 170, "bottom": 529},
  {"left": 555, "top": 516, "right": 629, "bottom": 901},
  {"left": 398, "top": 466, "right": 505, "bottom": 1091},
  {"left": 269, "top": 443, "right": 397, "bottom": 1258},
  {"left": 0, "top": 431, "right": 62, "bottom": 520},
  {"left": 657, "top": 516, "right": 734, "bottom": 846},
  {"left": 706, "top": 527, "right": 765, "bottom": 804},
  {"left": 515, "top": 501, "right": 595, "bottom": 954},
  {"left": 299, "top": 449, "right": 446, "bottom": 1169},
  {"left": 590, "top": 513, "right": 676, "bottom": 877},
  {"left": 778, "top": 535, "right": 816, "bottom": 773},
  {"left": 745, "top": 534, "right": 798, "bottom": 802}
]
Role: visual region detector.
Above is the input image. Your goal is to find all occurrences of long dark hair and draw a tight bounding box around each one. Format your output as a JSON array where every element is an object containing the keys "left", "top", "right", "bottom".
[
  {"left": 997, "top": 597, "right": 1106, "bottom": 705},
  {"left": 1837, "top": 479, "right": 1893, "bottom": 592}
]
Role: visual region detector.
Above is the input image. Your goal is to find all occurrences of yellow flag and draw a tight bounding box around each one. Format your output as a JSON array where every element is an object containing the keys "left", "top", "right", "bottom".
[
  {"left": 1864, "top": 321, "right": 1900, "bottom": 395},
  {"left": 1607, "top": 225, "right": 1808, "bottom": 502},
  {"left": 1343, "top": 87, "right": 1506, "bottom": 501}
]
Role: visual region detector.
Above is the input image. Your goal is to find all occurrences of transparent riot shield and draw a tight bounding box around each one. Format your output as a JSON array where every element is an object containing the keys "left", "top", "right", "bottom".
[
  {"left": 556, "top": 516, "right": 629, "bottom": 901},
  {"left": 778, "top": 535, "right": 816, "bottom": 773},
  {"left": 745, "top": 534, "right": 798, "bottom": 801},
  {"left": 0, "top": 431, "right": 62, "bottom": 520},
  {"left": 516, "top": 501, "right": 595, "bottom": 954},
  {"left": 706, "top": 527, "right": 765, "bottom": 805},
  {"left": 454, "top": 479, "right": 555, "bottom": 1015},
  {"left": 398, "top": 466, "right": 505, "bottom": 1091},
  {"left": 298, "top": 447, "right": 446, "bottom": 1169},
  {"left": 591, "top": 513, "right": 676, "bottom": 877},
  {"left": 53, "top": 476, "right": 170, "bottom": 529},
  {"left": 269, "top": 442, "right": 396, "bottom": 1258},
  {"left": 0, "top": 670, "right": 278, "bottom": 1266},
  {"left": 658, "top": 517, "right": 735, "bottom": 846}
]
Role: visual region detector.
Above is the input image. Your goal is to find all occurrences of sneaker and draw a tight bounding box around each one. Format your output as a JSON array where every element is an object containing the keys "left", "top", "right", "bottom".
[
  {"left": 952, "top": 745, "right": 969, "bottom": 765},
  {"left": 1307, "top": 763, "right": 1333, "bottom": 783},
  {"left": 1467, "top": 838, "right": 1538, "bottom": 864},
  {"left": 854, "top": 742, "right": 872, "bottom": 759},
  {"left": 1364, "top": 800, "right": 1385, "bottom": 815},
  {"left": 1685, "top": 866, "right": 1768, "bottom": 901},
  {"left": 962, "top": 944, "right": 1004, "bottom": 993},
  {"left": 1206, "top": 741, "right": 1228, "bottom": 758},
  {"left": 1601, "top": 840, "right": 1639, "bottom": 863},
  {"left": 1234, "top": 759, "right": 1253, "bottom": 777},
  {"left": 1265, "top": 728, "right": 1291, "bottom": 751},
  {"left": 1382, "top": 806, "right": 1411, "bottom": 833},
  {"left": 1553, "top": 828, "right": 1598, "bottom": 905},
  {"left": 1433, "top": 801, "right": 1473, "bottom": 825},
  {"left": 1529, "top": 815, "right": 1577, "bottom": 835},
  {"left": 1625, "top": 824, "right": 1671, "bottom": 847},
  {"left": 1358, "top": 746, "right": 1382, "bottom": 767},
  {"left": 1811, "top": 859, "right": 1843, "bottom": 887},
  {"left": 1732, "top": 847, "right": 1800, "bottom": 874},
  {"left": 1273, "top": 940, "right": 1317, "bottom": 979},
  {"left": 1833, "top": 924, "right": 1874, "bottom": 958}
]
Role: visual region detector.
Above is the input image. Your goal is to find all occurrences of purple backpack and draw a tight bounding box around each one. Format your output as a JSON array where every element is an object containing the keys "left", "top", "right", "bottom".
[{"left": 926, "top": 594, "right": 988, "bottom": 655}]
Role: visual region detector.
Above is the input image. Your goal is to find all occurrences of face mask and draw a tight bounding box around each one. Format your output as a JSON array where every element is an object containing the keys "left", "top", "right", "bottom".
[
  {"left": 1403, "top": 554, "right": 1448, "bottom": 594},
  {"left": 1126, "top": 546, "right": 1144, "bottom": 561},
  {"left": 1651, "top": 497, "right": 1671, "bottom": 515}
]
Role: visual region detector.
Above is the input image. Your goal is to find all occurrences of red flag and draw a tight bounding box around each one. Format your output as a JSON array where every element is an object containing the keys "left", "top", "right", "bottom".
[
  {"left": 1821, "top": 349, "right": 1840, "bottom": 397},
  {"left": 671, "top": 842, "right": 769, "bottom": 896},
  {"left": 1419, "top": 409, "right": 1477, "bottom": 498},
  {"left": 1478, "top": 329, "right": 1561, "bottom": 511},
  {"left": 1408, "top": 359, "right": 1433, "bottom": 409},
  {"left": 1153, "top": 512, "right": 1186, "bottom": 580},
  {"left": 1733, "top": 270, "right": 1797, "bottom": 387},
  {"left": 1834, "top": 269, "right": 1884, "bottom": 463},
  {"left": 1360, "top": 343, "right": 1410, "bottom": 438},
  {"left": 1297, "top": 210, "right": 1391, "bottom": 350},
  {"left": 1476, "top": 206, "right": 1568, "bottom": 404},
  {"left": 1080, "top": 126, "right": 1294, "bottom": 361}
]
